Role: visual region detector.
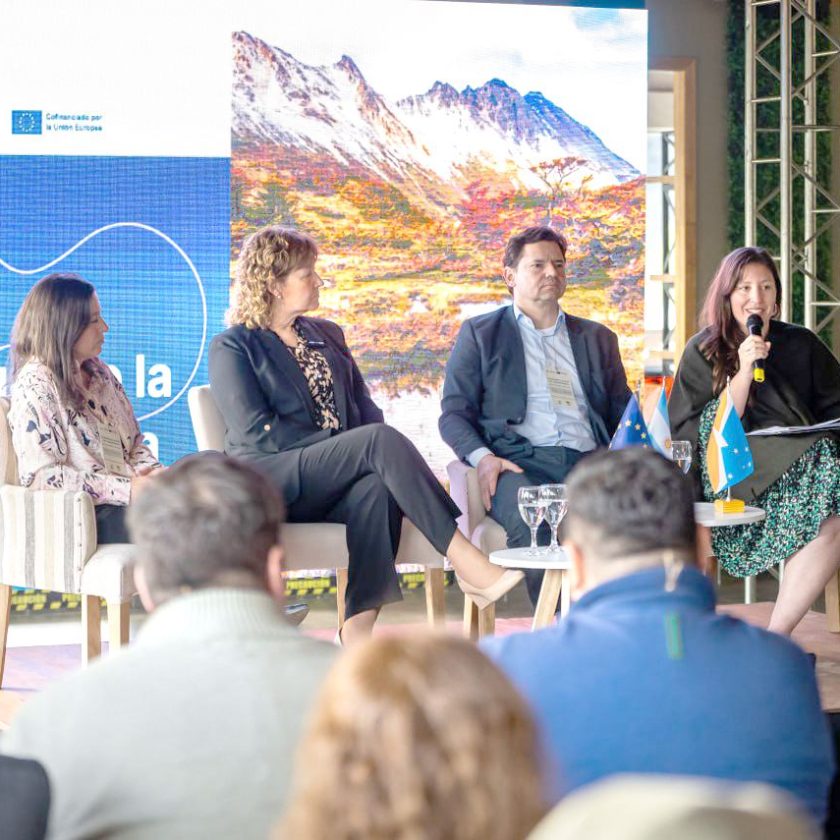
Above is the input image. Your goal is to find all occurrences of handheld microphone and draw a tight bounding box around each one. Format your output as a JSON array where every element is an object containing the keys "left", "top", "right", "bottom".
[{"left": 746, "top": 314, "right": 765, "bottom": 383}]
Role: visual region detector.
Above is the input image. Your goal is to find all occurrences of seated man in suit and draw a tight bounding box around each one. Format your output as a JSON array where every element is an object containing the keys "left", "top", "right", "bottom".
[
  {"left": 484, "top": 448, "right": 834, "bottom": 825},
  {"left": 1, "top": 453, "right": 336, "bottom": 840},
  {"left": 439, "top": 225, "right": 631, "bottom": 603}
]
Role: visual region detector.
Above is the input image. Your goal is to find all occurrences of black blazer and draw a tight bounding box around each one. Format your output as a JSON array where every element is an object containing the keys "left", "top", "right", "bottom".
[
  {"left": 670, "top": 320, "right": 840, "bottom": 500},
  {"left": 209, "top": 319, "right": 382, "bottom": 504},
  {"left": 439, "top": 305, "right": 631, "bottom": 461}
]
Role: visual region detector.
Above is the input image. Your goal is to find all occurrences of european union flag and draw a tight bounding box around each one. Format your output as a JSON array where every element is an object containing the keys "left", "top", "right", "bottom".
[
  {"left": 609, "top": 394, "right": 651, "bottom": 450},
  {"left": 11, "top": 111, "right": 42, "bottom": 135}
]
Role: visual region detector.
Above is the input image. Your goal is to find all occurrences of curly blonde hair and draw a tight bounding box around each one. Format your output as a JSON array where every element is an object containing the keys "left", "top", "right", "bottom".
[
  {"left": 278, "top": 634, "right": 546, "bottom": 840},
  {"left": 227, "top": 226, "right": 318, "bottom": 328}
]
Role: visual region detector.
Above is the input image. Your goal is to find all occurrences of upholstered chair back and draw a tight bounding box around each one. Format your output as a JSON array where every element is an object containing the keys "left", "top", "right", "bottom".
[
  {"left": 187, "top": 386, "right": 225, "bottom": 452},
  {"left": 0, "top": 398, "right": 20, "bottom": 487}
]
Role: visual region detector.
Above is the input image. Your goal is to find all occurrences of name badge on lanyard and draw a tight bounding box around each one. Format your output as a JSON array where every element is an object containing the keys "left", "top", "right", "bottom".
[
  {"left": 546, "top": 368, "right": 577, "bottom": 410},
  {"left": 97, "top": 421, "right": 130, "bottom": 477}
]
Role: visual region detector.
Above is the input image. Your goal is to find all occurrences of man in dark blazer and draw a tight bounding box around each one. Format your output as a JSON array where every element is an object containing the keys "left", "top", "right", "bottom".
[{"left": 439, "top": 226, "right": 631, "bottom": 603}]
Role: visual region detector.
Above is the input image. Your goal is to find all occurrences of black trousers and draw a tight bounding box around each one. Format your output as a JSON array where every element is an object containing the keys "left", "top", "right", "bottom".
[
  {"left": 94, "top": 504, "right": 131, "bottom": 543},
  {"left": 286, "top": 424, "right": 460, "bottom": 620},
  {"left": 489, "top": 446, "right": 589, "bottom": 606}
]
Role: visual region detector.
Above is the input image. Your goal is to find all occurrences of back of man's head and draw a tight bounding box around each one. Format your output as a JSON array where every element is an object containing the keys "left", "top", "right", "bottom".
[
  {"left": 127, "top": 453, "right": 284, "bottom": 607},
  {"left": 565, "top": 448, "right": 696, "bottom": 571}
]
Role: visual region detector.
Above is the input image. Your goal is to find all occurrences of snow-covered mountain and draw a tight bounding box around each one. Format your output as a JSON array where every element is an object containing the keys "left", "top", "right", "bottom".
[
  {"left": 233, "top": 32, "right": 434, "bottom": 187},
  {"left": 396, "top": 80, "right": 638, "bottom": 185},
  {"left": 232, "top": 31, "right": 639, "bottom": 194}
]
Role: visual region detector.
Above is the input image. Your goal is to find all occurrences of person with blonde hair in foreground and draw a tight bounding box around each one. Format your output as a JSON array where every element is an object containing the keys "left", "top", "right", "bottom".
[{"left": 277, "top": 634, "right": 546, "bottom": 840}]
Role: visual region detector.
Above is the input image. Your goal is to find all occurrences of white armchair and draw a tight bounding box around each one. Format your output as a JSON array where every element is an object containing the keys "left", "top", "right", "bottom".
[
  {"left": 187, "top": 386, "right": 446, "bottom": 627},
  {"left": 446, "top": 460, "right": 507, "bottom": 554},
  {"left": 446, "top": 460, "right": 509, "bottom": 638},
  {"left": 0, "top": 398, "right": 135, "bottom": 686}
]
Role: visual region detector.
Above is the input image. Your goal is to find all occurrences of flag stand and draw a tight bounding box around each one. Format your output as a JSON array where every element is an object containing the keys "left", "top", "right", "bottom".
[{"left": 715, "top": 487, "right": 745, "bottom": 515}]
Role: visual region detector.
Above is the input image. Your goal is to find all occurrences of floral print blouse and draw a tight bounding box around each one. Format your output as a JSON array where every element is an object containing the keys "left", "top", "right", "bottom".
[
  {"left": 9, "top": 359, "right": 160, "bottom": 506},
  {"left": 290, "top": 322, "right": 341, "bottom": 431}
]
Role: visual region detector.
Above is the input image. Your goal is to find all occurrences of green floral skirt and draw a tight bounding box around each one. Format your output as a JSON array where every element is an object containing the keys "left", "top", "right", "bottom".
[{"left": 697, "top": 399, "right": 840, "bottom": 577}]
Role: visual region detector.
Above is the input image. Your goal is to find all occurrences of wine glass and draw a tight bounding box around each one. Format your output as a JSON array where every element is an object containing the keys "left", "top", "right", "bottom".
[
  {"left": 671, "top": 440, "right": 692, "bottom": 474},
  {"left": 539, "top": 484, "right": 568, "bottom": 553},
  {"left": 517, "top": 486, "right": 546, "bottom": 556}
]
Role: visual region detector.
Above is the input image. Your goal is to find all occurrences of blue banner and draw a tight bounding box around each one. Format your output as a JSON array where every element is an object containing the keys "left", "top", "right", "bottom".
[{"left": 0, "top": 156, "right": 230, "bottom": 465}]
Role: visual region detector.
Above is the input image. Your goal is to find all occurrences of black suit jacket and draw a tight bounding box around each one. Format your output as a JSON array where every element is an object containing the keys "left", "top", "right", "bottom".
[
  {"left": 439, "top": 305, "right": 631, "bottom": 461},
  {"left": 208, "top": 319, "right": 382, "bottom": 503}
]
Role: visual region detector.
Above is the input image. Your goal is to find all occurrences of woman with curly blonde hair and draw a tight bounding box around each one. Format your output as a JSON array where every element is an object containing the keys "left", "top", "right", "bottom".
[
  {"left": 277, "top": 634, "right": 547, "bottom": 840},
  {"left": 209, "top": 227, "right": 523, "bottom": 645}
]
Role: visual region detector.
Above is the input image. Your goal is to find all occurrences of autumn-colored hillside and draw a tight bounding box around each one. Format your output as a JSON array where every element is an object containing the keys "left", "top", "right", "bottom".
[{"left": 231, "top": 146, "right": 645, "bottom": 395}]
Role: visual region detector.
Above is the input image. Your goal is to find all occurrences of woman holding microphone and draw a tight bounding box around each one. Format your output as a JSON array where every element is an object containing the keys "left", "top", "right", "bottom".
[{"left": 670, "top": 246, "right": 840, "bottom": 634}]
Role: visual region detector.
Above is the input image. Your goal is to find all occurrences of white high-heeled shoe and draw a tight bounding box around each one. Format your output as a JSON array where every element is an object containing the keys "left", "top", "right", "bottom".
[{"left": 456, "top": 569, "right": 524, "bottom": 610}]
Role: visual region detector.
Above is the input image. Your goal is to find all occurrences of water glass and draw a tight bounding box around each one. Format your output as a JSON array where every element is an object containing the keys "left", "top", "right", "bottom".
[
  {"left": 517, "top": 486, "right": 546, "bottom": 555},
  {"left": 671, "top": 440, "right": 692, "bottom": 474},
  {"left": 539, "top": 484, "right": 567, "bottom": 552}
]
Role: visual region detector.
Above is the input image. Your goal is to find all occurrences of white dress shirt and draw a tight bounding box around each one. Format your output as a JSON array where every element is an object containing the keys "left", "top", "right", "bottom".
[{"left": 467, "top": 305, "right": 596, "bottom": 466}]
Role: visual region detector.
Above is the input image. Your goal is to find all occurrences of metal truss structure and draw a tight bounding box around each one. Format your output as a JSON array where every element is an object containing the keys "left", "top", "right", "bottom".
[{"left": 745, "top": 0, "right": 840, "bottom": 333}]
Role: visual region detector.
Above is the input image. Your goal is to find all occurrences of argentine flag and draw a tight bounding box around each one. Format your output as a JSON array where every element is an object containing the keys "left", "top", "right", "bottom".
[
  {"left": 707, "top": 384, "right": 755, "bottom": 493},
  {"left": 610, "top": 394, "right": 651, "bottom": 450},
  {"left": 648, "top": 385, "right": 672, "bottom": 459}
]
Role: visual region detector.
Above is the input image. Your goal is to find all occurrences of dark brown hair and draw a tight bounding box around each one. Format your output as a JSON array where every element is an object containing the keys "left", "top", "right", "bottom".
[
  {"left": 565, "top": 447, "right": 697, "bottom": 563},
  {"left": 126, "top": 452, "right": 285, "bottom": 604},
  {"left": 11, "top": 273, "right": 96, "bottom": 407},
  {"left": 503, "top": 226, "right": 568, "bottom": 269},
  {"left": 698, "top": 247, "right": 781, "bottom": 394}
]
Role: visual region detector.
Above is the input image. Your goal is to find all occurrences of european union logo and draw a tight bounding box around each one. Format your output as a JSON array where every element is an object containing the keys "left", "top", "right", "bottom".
[
  {"left": 11, "top": 111, "right": 42, "bottom": 135},
  {"left": 610, "top": 394, "right": 651, "bottom": 450}
]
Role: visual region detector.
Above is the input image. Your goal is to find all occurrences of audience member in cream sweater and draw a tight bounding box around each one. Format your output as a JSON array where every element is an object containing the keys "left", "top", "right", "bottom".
[{"left": 2, "top": 453, "right": 335, "bottom": 840}]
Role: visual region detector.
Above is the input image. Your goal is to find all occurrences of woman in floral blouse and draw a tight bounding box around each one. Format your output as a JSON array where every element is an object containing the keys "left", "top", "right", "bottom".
[{"left": 8, "top": 273, "right": 161, "bottom": 543}]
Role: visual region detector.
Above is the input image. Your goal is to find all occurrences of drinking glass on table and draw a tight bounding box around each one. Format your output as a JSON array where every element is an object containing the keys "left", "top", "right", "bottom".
[
  {"left": 671, "top": 440, "right": 692, "bottom": 474},
  {"left": 517, "top": 486, "right": 546, "bottom": 556},
  {"left": 539, "top": 483, "right": 567, "bottom": 553}
]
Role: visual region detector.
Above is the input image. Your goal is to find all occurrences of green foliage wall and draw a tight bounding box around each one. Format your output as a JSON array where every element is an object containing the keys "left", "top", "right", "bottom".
[
  {"left": 726, "top": 0, "right": 833, "bottom": 329},
  {"left": 726, "top": 0, "right": 745, "bottom": 251}
]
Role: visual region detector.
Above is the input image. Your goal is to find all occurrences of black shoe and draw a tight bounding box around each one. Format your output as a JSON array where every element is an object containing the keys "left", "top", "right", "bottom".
[{"left": 283, "top": 603, "right": 309, "bottom": 626}]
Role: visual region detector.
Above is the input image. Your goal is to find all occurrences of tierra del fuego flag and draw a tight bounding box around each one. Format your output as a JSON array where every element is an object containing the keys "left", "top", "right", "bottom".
[{"left": 707, "top": 383, "right": 754, "bottom": 493}]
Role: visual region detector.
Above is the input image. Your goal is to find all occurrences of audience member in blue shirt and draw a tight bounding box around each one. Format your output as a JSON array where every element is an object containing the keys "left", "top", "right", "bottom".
[{"left": 483, "top": 447, "right": 834, "bottom": 825}]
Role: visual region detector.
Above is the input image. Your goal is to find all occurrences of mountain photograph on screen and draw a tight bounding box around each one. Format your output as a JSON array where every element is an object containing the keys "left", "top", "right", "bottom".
[{"left": 231, "top": 3, "right": 646, "bottom": 476}]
